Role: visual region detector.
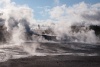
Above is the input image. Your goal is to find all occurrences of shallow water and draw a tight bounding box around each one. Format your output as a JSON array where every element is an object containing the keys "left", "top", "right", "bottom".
[{"left": 0, "top": 41, "right": 100, "bottom": 62}]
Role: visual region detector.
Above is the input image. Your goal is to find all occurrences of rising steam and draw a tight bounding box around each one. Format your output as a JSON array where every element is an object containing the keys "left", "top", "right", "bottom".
[
  {"left": 49, "top": 2, "right": 100, "bottom": 43},
  {"left": 0, "top": 0, "right": 100, "bottom": 44},
  {"left": 0, "top": 0, "right": 36, "bottom": 44}
]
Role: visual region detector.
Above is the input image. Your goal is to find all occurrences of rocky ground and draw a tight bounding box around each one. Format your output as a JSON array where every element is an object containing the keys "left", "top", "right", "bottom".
[{"left": 0, "top": 55, "right": 100, "bottom": 67}]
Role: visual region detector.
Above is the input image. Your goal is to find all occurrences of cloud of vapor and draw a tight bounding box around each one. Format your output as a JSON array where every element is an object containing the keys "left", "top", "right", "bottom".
[
  {"left": 49, "top": 2, "right": 100, "bottom": 24},
  {"left": 48, "top": 2, "right": 100, "bottom": 43},
  {"left": 0, "top": 0, "right": 37, "bottom": 44},
  {"left": 0, "top": 0, "right": 100, "bottom": 44},
  {"left": 49, "top": 5, "right": 65, "bottom": 19},
  {"left": 0, "top": 0, "right": 11, "bottom": 6}
]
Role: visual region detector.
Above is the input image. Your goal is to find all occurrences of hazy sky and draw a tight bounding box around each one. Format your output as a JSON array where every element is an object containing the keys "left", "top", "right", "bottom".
[{"left": 12, "top": 0, "right": 100, "bottom": 20}]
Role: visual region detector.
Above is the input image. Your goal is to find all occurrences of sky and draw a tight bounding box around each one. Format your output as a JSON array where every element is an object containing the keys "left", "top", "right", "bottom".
[{"left": 12, "top": 0, "right": 100, "bottom": 20}]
